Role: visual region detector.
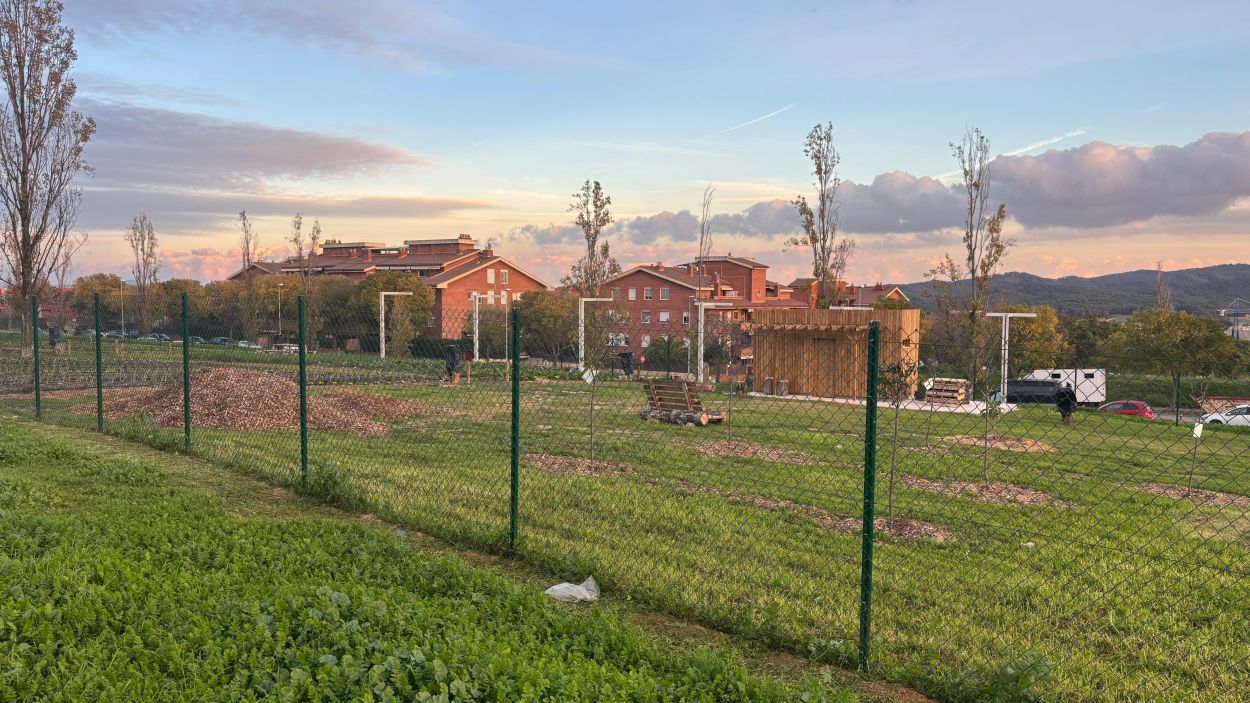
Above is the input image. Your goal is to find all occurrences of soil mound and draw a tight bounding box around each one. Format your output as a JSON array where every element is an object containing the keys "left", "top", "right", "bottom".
[{"left": 77, "top": 368, "right": 421, "bottom": 436}]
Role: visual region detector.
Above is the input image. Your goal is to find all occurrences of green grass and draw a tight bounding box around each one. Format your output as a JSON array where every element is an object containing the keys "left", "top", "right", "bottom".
[
  {"left": 5, "top": 367, "right": 1250, "bottom": 702},
  {"left": 0, "top": 419, "right": 855, "bottom": 702}
]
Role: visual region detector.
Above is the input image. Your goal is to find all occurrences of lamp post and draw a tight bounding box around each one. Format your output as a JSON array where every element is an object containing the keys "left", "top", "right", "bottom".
[
  {"left": 986, "top": 311, "right": 1036, "bottom": 403},
  {"left": 471, "top": 293, "right": 480, "bottom": 361},
  {"left": 378, "top": 291, "right": 413, "bottom": 359},
  {"left": 277, "top": 282, "right": 284, "bottom": 347},
  {"left": 578, "top": 297, "right": 613, "bottom": 371},
  {"left": 694, "top": 301, "right": 731, "bottom": 385}
]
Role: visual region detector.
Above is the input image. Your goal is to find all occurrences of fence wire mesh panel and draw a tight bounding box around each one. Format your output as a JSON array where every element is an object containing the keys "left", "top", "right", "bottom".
[{"left": 3, "top": 280, "right": 1249, "bottom": 703}]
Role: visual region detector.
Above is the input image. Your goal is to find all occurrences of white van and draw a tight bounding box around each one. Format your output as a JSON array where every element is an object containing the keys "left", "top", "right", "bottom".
[{"left": 1026, "top": 369, "right": 1107, "bottom": 404}]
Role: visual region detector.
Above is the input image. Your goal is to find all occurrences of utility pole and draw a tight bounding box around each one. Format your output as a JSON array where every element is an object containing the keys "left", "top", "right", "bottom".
[
  {"left": 378, "top": 291, "right": 413, "bottom": 359},
  {"left": 277, "top": 282, "right": 284, "bottom": 346},
  {"left": 985, "top": 311, "right": 1036, "bottom": 402},
  {"left": 471, "top": 293, "right": 480, "bottom": 361}
]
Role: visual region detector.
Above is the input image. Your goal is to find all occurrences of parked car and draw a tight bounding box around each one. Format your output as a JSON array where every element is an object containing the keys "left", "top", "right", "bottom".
[
  {"left": 188, "top": 336, "right": 205, "bottom": 344},
  {"left": 1097, "top": 400, "right": 1155, "bottom": 420},
  {"left": 1006, "top": 378, "right": 1061, "bottom": 404},
  {"left": 273, "top": 343, "right": 300, "bottom": 354},
  {"left": 207, "top": 337, "right": 232, "bottom": 345},
  {"left": 236, "top": 340, "right": 262, "bottom": 350},
  {"left": 102, "top": 330, "right": 123, "bottom": 338},
  {"left": 1200, "top": 405, "right": 1250, "bottom": 427}
]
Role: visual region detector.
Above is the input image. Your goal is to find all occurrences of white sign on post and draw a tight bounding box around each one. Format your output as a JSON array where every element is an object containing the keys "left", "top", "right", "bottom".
[
  {"left": 1193, "top": 423, "right": 1204, "bottom": 439},
  {"left": 582, "top": 369, "right": 596, "bottom": 385}
]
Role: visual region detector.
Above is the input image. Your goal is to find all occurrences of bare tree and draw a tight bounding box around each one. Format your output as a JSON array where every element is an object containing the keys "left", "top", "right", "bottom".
[
  {"left": 562, "top": 179, "right": 620, "bottom": 296},
  {"left": 124, "top": 213, "right": 159, "bottom": 333},
  {"left": 237, "top": 209, "right": 259, "bottom": 338},
  {"left": 0, "top": 0, "right": 95, "bottom": 351},
  {"left": 928, "top": 128, "right": 1012, "bottom": 393},
  {"left": 829, "top": 238, "right": 856, "bottom": 305},
  {"left": 49, "top": 227, "right": 83, "bottom": 330},
  {"left": 789, "top": 122, "right": 851, "bottom": 307},
  {"left": 308, "top": 218, "right": 322, "bottom": 260},
  {"left": 1155, "top": 260, "right": 1172, "bottom": 311},
  {"left": 287, "top": 212, "right": 307, "bottom": 287},
  {"left": 696, "top": 184, "right": 715, "bottom": 285}
]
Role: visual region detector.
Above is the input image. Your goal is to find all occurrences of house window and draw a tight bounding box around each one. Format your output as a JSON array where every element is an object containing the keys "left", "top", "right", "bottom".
[
  {"left": 643, "top": 287, "right": 653, "bottom": 300},
  {"left": 487, "top": 269, "right": 495, "bottom": 284},
  {"left": 628, "top": 288, "right": 637, "bottom": 301},
  {"left": 641, "top": 311, "right": 652, "bottom": 324},
  {"left": 428, "top": 314, "right": 437, "bottom": 327},
  {"left": 513, "top": 292, "right": 522, "bottom": 301},
  {"left": 659, "top": 311, "right": 670, "bottom": 323},
  {"left": 682, "top": 311, "right": 690, "bottom": 325},
  {"left": 612, "top": 287, "right": 621, "bottom": 300},
  {"left": 660, "top": 287, "right": 670, "bottom": 300},
  {"left": 468, "top": 291, "right": 477, "bottom": 300},
  {"left": 500, "top": 270, "right": 509, "bottom": 284},
  {"left": 609, "top": 332, "right": 627, "bottom": 347},
  {"left": 641, "top": 334, "right": 651, "bottom": 348}
]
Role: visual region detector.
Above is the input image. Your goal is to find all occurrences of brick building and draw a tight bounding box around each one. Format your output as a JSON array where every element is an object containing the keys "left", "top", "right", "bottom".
[
  {"left": 603, "top": 256, "right": 807, "bottom": 357},
  {"left": 788, "top": 278, "right": 910, "bottom": 308},
  {"left": 227, "top": 234, "right": 550, "bottom": 340}
]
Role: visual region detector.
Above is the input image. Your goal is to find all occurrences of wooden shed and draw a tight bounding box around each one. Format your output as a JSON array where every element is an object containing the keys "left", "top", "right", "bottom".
[{"left": 750, "top": 307, "right": 920, "bottom": 399}]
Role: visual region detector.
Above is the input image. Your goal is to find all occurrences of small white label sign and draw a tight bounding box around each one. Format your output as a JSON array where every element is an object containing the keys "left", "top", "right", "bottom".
[
  {"left": 1193, "top": 423, "right": 1204, "bottom": 439},
  {"left": 582, "top": 369, "right": 596, "bottom": 384}
]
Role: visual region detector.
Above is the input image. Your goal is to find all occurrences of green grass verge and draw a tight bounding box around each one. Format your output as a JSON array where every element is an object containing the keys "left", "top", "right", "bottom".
[
  {"left": 5, "top": 370, "right": 1249, "bottom": 703},
  {"left": 0, "top": 419, "right": 857, "bottom": 702}
]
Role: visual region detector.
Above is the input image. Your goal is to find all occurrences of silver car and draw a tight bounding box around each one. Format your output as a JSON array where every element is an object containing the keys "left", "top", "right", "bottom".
[{"left": 1200, "top": 404, "right": 1250, "bottom": 427}]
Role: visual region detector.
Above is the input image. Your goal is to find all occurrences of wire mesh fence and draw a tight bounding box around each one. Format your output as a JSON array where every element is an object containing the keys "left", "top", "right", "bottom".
[{"left": 2, "top": 291, "right": 1248, "bottom": 702}]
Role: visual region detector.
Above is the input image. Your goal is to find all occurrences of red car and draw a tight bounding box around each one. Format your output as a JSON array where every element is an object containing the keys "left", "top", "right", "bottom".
[{"left": 1097, "top": 400, "right": 1155, "bottom": 420}]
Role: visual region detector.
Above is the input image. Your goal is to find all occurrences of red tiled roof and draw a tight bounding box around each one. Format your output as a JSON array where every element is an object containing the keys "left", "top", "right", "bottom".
[{"left": 609, "top": 265, "right": 710, "bottom": 290}]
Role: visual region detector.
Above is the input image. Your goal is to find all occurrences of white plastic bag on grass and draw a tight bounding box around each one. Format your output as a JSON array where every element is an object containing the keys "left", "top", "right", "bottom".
[{"left": 544, "top": 576, "right": 599, "bottom": 603}]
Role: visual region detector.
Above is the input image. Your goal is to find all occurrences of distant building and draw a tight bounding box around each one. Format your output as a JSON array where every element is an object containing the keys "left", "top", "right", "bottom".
[
  {"left": 225, "top": 234, "right": 550, "bottom": 339},
  {"left": 603, "top": 256, "right": 807, "bottom": 359},
  {"left": 788, "top": 278, "right": 910, "bottom": 308}
]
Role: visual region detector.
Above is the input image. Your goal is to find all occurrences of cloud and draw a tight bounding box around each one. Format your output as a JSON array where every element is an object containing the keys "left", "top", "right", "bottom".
[
  {"left": 995, "top": 131, "right": 1250, "bottom": 228},
  {"left": 64, "top": 0, "right": 581, "bottom": 73},
  {"left": 83, "top": 99, "right": 430, "bottom": 191}
]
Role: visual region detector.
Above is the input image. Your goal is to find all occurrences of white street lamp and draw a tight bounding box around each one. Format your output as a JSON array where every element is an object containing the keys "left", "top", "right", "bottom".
[
  {"left": 379, "top": 291, "right": 414, "bottom": 359},
  {"left": 471, "top": 293, "right": 480, "bottom": 362},
  {"left": 578, "top": 297, "right": 613, "bottom": 371},
  {"left": 277, "top": 282, "right": 284, "bottom": 347},
  {"left": 694, "top": 301, "right": 731, "bottom": 384},
  {"left": 986, "top": 311, "right": 1037, "bottom": 403}
]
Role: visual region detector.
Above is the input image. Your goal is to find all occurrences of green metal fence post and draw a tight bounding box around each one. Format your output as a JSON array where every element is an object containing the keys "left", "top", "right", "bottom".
[
  {"left": 509, "top": 302, "right": 521, "bottom": 554},
  {"left": 94, "top": 293, "right": 103, "bottom": 432},
  {"left": 181, "top": 291, "right": 192, "bottom": 449},
  {"left": 31, "top": 295, "right": 41, "bottom": 419},
  {"left": 859, "top": 319, "right": 881, "bottom": 672},
  {"left": 298, "top": 296, "right": 308, "bottom": 485}
]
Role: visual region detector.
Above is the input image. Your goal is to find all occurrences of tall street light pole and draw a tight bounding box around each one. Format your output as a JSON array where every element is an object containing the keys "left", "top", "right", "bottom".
[
  {"left": 277, "top": 282, "right": 284, "bottom": 346},
  {"left": 578, "top": 297, "right": 613, "bottom": 371},
  {"left": 986, "top": 311, "right": 1036, "bottom": 402},
  {"left": 379, "top": 291, "right": 413, "bottom": 359},
  {"left": 695, "top": 301, "right": 731, "bottom": 385}
]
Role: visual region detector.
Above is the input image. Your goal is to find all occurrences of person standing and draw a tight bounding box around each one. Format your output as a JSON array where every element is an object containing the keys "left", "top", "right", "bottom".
[{"left": 1056, "top": 382, "right": 1077, "bottom": 425}]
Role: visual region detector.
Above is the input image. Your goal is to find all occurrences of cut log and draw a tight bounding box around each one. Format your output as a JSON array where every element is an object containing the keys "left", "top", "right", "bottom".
[{"left": 639, "top": 409, "right": 709, "bottom": 426}]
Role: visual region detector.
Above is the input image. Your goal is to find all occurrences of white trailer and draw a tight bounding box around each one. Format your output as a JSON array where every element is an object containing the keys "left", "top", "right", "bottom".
[{"left": 1026, "top": 368, "right": 1107, "bottom": 404}]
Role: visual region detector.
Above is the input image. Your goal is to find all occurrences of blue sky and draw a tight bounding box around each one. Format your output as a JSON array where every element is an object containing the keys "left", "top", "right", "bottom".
[{"left": 62, "top": 0, "right": 1250, "bottom": 284}]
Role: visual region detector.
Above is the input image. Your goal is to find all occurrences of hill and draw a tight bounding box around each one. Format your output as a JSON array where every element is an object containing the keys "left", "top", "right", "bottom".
[{"left": 897, "top": 263, "right": 1250, "bottom": 317}]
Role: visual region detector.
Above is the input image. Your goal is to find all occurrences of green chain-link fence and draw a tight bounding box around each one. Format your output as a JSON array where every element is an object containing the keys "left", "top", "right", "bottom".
[{"left": 2, "top": 292, "right": 1248, "bottom": 702}]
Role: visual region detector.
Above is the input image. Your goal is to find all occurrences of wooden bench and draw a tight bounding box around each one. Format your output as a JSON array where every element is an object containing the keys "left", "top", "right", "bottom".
[{"left": 639, "top": 379, "right": 725, "bottom": 426}]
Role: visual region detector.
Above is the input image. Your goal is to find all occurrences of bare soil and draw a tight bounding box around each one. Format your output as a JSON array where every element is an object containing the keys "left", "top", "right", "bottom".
[
  {"left": 945, "top": 434, "right": 1054, "bottom": 453},
  {"left": 524, "top": 452, "right": 632, "bottom": 477},
  {"left": 73, "top": 368, "right": 421, "bottom": 436},
  {"left": 1141, "top": 483, "right": 1250, "bottom": 508},
  {"left": 679, "top": 482, "right": 951, "bottom": 542},
  {"left": 901, "top": 475, "right": 1077, "bottom": 507},
  {"left": 692, "top": 440, "right": 816, "bottom": 465}
]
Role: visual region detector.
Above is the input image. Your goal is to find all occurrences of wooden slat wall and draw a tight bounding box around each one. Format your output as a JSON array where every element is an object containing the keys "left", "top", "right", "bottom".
[{"left": 750, "top": 308, "right": 920, "bottom": 398}]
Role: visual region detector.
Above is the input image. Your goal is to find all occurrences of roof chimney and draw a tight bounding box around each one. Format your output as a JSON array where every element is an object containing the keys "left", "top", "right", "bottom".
[{"left": 655, "top": 262, "right": 663, "bottom": 271}]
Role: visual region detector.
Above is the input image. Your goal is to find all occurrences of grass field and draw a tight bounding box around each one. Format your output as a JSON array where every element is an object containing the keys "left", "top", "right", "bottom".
[
  {"left": 6, "top": 360, "right": 1249, "bottom": 703},
  {"left": 0, "top": 419, "right": 863, "bottom": 702}
]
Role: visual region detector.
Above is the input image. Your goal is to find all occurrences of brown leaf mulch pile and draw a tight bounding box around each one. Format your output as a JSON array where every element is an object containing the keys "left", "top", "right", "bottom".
[
  {"left": 901, "top": 475, "right": 1077, "bottom": 507},
  {"left": 945, "top": 435, "right": 1054, "bottom": 453},
  {"left": 691, "top": 440, "right": 816, "bottom": 465},
  {"left": 1141, "top": 483, "right": 1250, "bottom": 508},
  {"left": 73, "top": 368, "right": 421, "bottom": 436},
  {"left": 678, "top": 482, "right": 951, "bottom": 543},
  {"left": 524, "top": 453, "right": 631, "bottom": 477}
]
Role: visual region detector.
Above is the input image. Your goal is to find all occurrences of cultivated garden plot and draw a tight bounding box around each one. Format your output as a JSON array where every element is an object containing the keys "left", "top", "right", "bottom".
[{"left": 5, "top": 349, "right": 1249, "bottom": 703}]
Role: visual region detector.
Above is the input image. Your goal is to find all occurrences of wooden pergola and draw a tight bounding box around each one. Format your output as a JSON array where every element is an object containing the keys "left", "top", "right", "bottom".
[{"left": 750, "top": 308, "right": 920, "bottom": 399}]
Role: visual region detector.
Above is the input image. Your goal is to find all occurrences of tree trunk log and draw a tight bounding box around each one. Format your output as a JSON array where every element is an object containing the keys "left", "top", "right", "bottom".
[{"left": 639, "top": 409, "right": 709, "bottom": 426}]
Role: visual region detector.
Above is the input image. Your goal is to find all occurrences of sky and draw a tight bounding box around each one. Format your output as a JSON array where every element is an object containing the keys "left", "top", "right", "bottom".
[{"left": 58, "top": 0, "right": 1250, "bottom": 286}]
